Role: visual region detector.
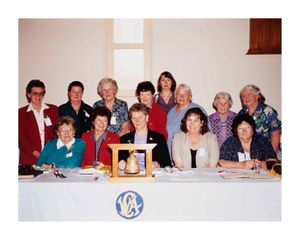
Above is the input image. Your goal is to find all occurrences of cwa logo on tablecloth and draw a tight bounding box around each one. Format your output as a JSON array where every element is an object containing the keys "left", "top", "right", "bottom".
[{"left": 116, "top": 190, "right": 144, "bottom": 219}]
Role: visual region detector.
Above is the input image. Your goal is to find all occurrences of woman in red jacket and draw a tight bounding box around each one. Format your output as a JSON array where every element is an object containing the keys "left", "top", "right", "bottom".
[
  {"left": 19, "top": 79, "right": 59, "bottom": 165},
  {"left": 135, "top": 81, "right": 168, "bottom": 140},
  {"left": 81, "top": 106, "right": 119, "bottom": 167}
]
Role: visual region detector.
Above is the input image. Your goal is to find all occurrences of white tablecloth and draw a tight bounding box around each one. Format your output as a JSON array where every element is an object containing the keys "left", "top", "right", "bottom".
[{"left": 18, "top": 168, "right": 281, "bottom": 221}]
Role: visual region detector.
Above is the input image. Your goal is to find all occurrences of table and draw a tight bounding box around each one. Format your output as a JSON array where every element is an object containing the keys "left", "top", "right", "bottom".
[{"left": 19, "top": 168, "right": 281, "bottom": 221}]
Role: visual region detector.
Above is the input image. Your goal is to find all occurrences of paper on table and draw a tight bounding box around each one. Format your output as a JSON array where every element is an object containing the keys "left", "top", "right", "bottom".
[
  {"left": 152, "top": 169, "right": 164, "bottom": 176},
  {"left": 170, "top": 168, "right": 193, "bottom": 175},
  {"left": 201, "top": 168, "right": 226, "bottom": 175},
  {"left": 78, "top": 168, "right": 105, "bottom": 176},
  {"left": 202, "top": 168, "right": 260, "bottom": 175},
  {"left": 221, "top": 173, "right": 274, "bottom": 179},
  {"left": 152, "top": 168, "right": 194, "bottom": 177},
  {"left": 18, "top": 174, "right": 35, "bottom": 180}
]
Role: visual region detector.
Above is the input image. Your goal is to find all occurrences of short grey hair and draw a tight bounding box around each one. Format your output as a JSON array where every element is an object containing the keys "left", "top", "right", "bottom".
[
  {"left": 97, "top": 77, "right": 119, "bottom": 97},
  {"left": 175, "top": 83, "right": 192, "bottom": 103},
  {"left": 240, "top": 84, "right": 265, "bottom": 104},
  {"left": 212, "top": 91, "right": 233, "bottom": 110}
]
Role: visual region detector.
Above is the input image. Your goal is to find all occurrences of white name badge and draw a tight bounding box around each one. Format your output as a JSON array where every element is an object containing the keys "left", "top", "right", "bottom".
[
  {"left": 238, "top": 152, "right": 246, "bottom": 162},
  {"left": 44, "top": 117, "right": 52, "bottom": 126},
  {"left": 84, "top": 110, "right": 90, "bottom": 118},
  {"left": 110, "top": 116, "right": 117, "bottom": 125},
  {"left": 66, "top": 152, "right": 73, "bottom": 158},
  {"left": 198, "top": 148, "right": 206, "bottom": 157},
  {"left": 238, "top": 152, "right": 251, "bottom": 162}
]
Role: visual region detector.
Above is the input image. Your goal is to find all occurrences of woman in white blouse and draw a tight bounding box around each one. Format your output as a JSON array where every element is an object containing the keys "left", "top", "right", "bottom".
[{"left": 172, "top": 107, "right": 219, "bottom": 168}]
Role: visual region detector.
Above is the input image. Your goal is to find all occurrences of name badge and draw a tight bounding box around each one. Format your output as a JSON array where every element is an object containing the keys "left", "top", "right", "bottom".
[
  {"left": 110, "top": 116, "right": 117, "bottom": 125},
  {"left": 238, "top": 152, "right": 251, "bottom": 162},
  {"left": 84, "top": 110, "right": 90, "bottom": 118},
  {"left": 238, "top": 152, "right": 246, "bottom": 162},
  {"left": 198, "top": 148, "right": 206, "bottom": 157},
  {"left": 44, "top": 117, "right": 52, "bottom": 126},
  {"left": 66, "top": 152, "right": 73, "bottom": 158}
]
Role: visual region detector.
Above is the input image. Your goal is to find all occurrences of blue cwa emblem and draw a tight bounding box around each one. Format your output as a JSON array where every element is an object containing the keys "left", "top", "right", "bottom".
[{"left": 116, "top": 191, "right": 144, "bottom": 219}]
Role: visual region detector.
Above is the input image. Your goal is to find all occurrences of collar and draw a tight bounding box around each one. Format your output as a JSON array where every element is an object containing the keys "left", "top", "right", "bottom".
[
  {"left": 255, "top": 102, "right": 264, "bottom": 112},
  {"left": 243, "top": 102, "right": 264, "bottom": 115},
  {"left": 27, "top": 102, "right": 49, "bottom": 112},
  {"left": 211, "top": 111, "right": 236, "bottom": 120},
  {"left": 56, "top": 137, "right": 75, "bottom": 150},
  {"left": 148, "top": 102, "right": 155, "bottom": 109},
  {"left": 92, "top": 130, "right": 107, "bottom": 141},
  {"left": 67, "top": 100, "right": 85, "bottom": 108}
]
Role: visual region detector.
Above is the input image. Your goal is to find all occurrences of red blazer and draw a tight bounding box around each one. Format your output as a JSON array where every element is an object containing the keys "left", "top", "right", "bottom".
[
  {"left": 148, "top": 102, "right": 168, "bottom": 140},
  {"left": 81, "top": 131, "right": 120, "bottom": 167},
  {"left": 19, "top": 104, "right": 59, "bottom": 165}
]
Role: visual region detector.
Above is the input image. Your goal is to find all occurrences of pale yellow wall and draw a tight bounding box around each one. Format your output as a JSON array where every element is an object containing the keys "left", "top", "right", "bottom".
[
  {"left": 19, "top": 19, "right": 107, "bottom": 108},
  {"left": 19, "top": 19, "right": 281, "bottom": 118},
  {"left": 150, "top": 19, "right": 281, "bottom": 117}
]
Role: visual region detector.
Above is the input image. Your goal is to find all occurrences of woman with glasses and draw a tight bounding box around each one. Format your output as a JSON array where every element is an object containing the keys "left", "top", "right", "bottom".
[
  {"left": 219, "top": 114, "right": 277, "bottom": 169},
  {"left": 35, "top": 116, "right": 85, "bottom": 169},
  {"left": 19, "top": 79, "right": 59, "bottom": 165}
]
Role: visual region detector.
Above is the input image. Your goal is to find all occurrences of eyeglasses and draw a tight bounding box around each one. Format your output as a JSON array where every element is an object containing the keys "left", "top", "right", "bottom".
[
  {"left": 58, "top": 128, "right": 74, "bottom": 134},
  {"left": 102, "top": 89, "right": 114, "bottom": 93},
  {"left": 31, "top": 91, "right": 45, "bottom": 97},
  {"left": 177, "top": 94, "right": 189, "bottom": 98},
  {"left": 237, "top": 126, "right": 251, "bottom": 131}
]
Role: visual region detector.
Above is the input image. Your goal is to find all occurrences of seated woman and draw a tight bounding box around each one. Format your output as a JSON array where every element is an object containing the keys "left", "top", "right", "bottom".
[
  {"left": 135, "top": 81, "right": 168, "bottom": 140},
  {"left": 119, "top": 103, "right": 172, "bottom": 170},
  {"left": 219, "top": 114, "right": 277, "bottom": 169},
  {"left": 81, "top": 106, "right": 120, "bottom": 167},
  {"left": 209, "top": 92, "right": 237, "bottom": 148},
  {"left": 36, "top": 116, "right": 85, "bottom": 169},
  {"left": 172, "top": 107, "right": 219, "bottom": 168}
]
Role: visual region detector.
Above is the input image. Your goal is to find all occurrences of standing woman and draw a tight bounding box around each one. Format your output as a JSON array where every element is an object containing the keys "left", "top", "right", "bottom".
[
  {"left": 209, "top": 92, "right": 237, "bottom": 148},
  {"left": 166, "top": 83, "right": 209, "bottom": 156},
  {"left": 19, "top": 79, "right": 59, "bottom": 165},
  {"left": 154, "top": 71, "right": 177, "bottom": 114},
  {"left": 135, "top": 81, "right": 168, "bottom": 140},
  {"left": 59, "top": 81, "right": 92, "bottom": 138},
  {"left": 239, "top": 84, "right": 281, "bottom": 151},
  {"left": 173, "top": 108, "right": 219, "bottom": 168},
  {"left": 81, "top": 106, "right": 120, "bottom": 167},
  {"left": 93, "top": 78, "right": 130, "bottom": 136}
]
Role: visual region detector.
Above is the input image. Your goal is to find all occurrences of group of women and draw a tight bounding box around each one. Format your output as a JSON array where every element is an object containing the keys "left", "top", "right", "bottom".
[{"left": 19, "top": 71, "right": 282, "bottom": 171}]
